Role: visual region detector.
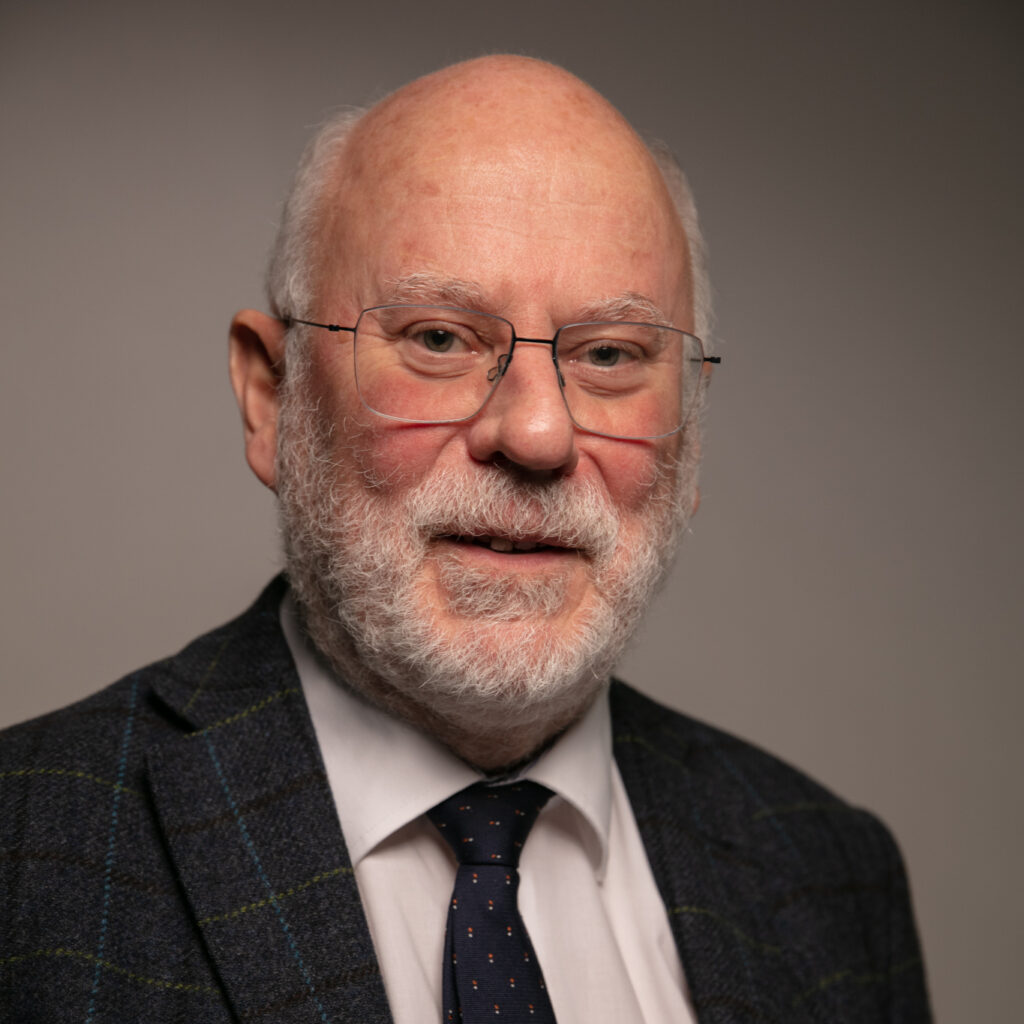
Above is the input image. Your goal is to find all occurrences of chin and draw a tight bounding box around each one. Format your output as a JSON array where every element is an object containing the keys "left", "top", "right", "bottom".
[{"left": 329, "top": 572, "right": 611, "bottom": 730}]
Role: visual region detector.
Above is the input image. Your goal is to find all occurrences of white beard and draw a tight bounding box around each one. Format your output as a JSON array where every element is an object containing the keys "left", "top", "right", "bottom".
[{"left": 275, "top": 355, "right": 698, "bottom": 764}]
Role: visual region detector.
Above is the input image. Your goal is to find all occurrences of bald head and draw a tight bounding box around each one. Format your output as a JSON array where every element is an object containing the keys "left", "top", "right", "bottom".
[
  {"left": 267, "top": 56, "right": 709, "bottom": 342},
  {"left": 355, "top": 56, "right": 658, "bottom": 175}
]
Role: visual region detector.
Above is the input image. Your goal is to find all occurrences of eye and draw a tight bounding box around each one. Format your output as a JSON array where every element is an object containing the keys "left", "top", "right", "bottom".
[
  {"left": 403, "top": 320, "right": 481, "bottom": 355},
  {"left": 573, "top": 340, "right": 644, "bottom": 369},
  {"left": 585, "top": 343, "right": 627, "bottom": 367},
  {"left": 417, "top": 328, "right": 462, "bottom": 353}
]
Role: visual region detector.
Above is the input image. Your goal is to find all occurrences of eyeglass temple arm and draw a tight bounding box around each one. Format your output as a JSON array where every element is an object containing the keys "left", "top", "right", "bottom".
[{"left": 279, "top": 316, "right": 356, "bottom": 336}]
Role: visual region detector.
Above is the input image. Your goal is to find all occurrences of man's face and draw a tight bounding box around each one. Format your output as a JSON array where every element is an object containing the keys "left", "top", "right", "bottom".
[{"left": 275, "top": 75, "right": 699, "bottom": 764}]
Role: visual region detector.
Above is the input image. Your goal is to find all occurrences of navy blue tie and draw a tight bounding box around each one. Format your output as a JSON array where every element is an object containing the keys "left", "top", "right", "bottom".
[{"left": 428, "top": 781, "right": 557, "bottom": 1023}]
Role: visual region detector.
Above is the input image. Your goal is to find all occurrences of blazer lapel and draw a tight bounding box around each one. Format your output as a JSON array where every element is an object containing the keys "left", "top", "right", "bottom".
[
  {"left": 145, "top": 580, "right": 392, "bottom": 1023},
  {"left": 611, "top": 682, "right": 824, "bottom": 1024}
]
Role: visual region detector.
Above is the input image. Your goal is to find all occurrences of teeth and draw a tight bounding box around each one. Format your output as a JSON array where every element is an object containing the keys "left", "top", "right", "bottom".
[{"left": 467, "top": 536, "right": 548, "bottom": 553}]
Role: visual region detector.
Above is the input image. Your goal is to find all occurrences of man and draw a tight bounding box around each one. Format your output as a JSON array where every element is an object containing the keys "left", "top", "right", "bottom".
[{"left": 0, "top": 57, "right": 930, "bottom": 1022}]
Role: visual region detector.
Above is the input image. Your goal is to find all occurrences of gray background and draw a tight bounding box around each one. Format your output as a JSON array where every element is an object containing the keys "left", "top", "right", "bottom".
[{"left": 2, "top": 1, "right": 1021, "bottom": 1019}]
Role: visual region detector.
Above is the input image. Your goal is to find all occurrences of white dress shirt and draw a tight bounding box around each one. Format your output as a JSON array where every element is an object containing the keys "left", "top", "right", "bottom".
[{"left": 282, "top": 597, "right": 695, "bottom": 1024}]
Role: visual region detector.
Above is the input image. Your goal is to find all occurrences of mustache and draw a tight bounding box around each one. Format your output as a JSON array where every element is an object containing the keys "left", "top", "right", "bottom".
[{"left": 400, "top": 469, "right": 621, "bottom": 558}]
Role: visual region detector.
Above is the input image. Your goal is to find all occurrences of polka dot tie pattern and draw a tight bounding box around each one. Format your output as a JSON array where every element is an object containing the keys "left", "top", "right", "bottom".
[{"left": 427, "top": 781, "right": 557, "bottom": 1023}]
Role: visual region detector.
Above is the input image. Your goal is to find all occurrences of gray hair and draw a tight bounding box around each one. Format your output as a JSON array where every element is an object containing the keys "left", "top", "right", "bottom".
[
  {"left": 266, "top": 106, "right": 367, "bottom": 324},
  {"left": 266, "top": 108, "right": 713, "bottom": 344}
]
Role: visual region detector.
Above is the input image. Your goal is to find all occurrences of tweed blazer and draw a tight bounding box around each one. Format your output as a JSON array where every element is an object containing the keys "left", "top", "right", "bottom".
[{"left": 1, "top": 578, "right": 930, "bottom": 1022}]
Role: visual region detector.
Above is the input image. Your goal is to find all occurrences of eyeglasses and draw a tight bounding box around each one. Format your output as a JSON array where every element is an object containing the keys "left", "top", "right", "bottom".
[{"left": 283, "top": 304, "right": 720, "bottom": 440}]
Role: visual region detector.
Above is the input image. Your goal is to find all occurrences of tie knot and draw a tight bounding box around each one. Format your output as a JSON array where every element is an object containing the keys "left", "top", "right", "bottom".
[{"left": 428, "top": 781, "right": 553, "bottom": 868}]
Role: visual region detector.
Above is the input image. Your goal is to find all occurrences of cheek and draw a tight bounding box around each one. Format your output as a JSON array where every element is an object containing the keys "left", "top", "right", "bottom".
[
  {"left": 340, "top": 419, "right": 463, "bottom": 492},
  {"left": 580, "top": 437, "right": 673, "bottom": 514},
  {"left": 308, "top": 336, "right": 461, "bottom": 492}
]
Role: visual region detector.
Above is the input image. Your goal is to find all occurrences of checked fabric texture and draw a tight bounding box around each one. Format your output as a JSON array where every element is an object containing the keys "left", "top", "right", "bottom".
[{"left": 428, "top": 781, "right": 557, "bottom": 1024}]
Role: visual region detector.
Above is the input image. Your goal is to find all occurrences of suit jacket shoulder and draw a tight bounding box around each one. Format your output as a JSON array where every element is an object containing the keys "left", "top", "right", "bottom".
[
  {"left": 610, "top": 680, "right": 931, "bottom": 1023},
  {"left": 0, "top": 577, "right": 391, "bottom": 1023}
]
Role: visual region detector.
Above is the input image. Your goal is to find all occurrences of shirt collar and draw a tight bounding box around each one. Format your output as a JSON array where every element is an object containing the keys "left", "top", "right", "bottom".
[{"left": 282, "top": 593, "right": 613, "bottom": 878}]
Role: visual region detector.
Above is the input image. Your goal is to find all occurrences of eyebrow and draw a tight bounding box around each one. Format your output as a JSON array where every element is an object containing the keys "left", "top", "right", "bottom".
[
  {"left": 379, "top": 274, "right": 672, "bottom": 327},
  {"left": 379, "top": 273, "right": 489, "bottom": 310},
  {"left": 572, "top": 292, "right": 671, "bottom": 325}
]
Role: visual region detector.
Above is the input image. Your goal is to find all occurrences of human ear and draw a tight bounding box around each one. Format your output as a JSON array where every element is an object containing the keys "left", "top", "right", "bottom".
[{"left": 228, "top": 310, "right": 287, "bottom": 490}]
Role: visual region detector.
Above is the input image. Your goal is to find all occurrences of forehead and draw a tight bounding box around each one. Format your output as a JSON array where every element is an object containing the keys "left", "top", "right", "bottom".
[{"left": 313, "top": 89, "right": 692, "bottom": 328}]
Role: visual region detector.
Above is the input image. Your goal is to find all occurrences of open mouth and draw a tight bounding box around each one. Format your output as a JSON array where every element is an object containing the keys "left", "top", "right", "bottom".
[{"left": 447, "top": 535, "right": 571, "bottom": 555}]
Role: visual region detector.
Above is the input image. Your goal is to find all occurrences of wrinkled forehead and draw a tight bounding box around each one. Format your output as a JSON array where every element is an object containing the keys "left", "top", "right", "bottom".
[{"left": 353, "top": 142, "right": 673, "bottom": 247}]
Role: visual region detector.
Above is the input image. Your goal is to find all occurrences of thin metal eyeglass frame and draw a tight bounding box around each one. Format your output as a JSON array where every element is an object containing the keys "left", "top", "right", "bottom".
[{"left": 280, "top": 306, "right": 721, "bottom": 441}]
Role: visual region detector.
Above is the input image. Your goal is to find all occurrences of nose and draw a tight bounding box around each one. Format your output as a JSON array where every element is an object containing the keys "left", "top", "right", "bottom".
[{"left": 464, "top": 341, "right": 579, "bottom": 476}]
